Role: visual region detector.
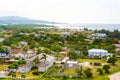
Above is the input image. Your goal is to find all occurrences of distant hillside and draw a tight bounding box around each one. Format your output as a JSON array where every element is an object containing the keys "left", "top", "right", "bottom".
[{"left": 0, "top": 16, "right": 62, "bottom": 25}]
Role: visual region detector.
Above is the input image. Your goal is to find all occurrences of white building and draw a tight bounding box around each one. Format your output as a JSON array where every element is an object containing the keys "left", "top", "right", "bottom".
[
  {"left": 0, "top": 52, "right": 9, "bottom": 57},
  {"left": 64, "top": 60, "right": 79, "bottom": 69},
  {"left": 0, "top": 71, "right": 9, "bottom": 78},
  {"left": 61, "top": 32, "right": 70, "bottom": 37},
  {"left": 38, "top": 54, "right": 55, "bottom": 72},
  {"left": 88, "top": 49, "right": 110, "bottom": 58},
  {"left": 87, "top": 33, "right": 107, "bottom": 39}
]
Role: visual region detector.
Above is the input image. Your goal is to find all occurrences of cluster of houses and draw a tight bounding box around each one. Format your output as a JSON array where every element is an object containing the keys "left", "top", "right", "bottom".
[{"left": 0, "top": 30, "right": 114, "bottom": 78}]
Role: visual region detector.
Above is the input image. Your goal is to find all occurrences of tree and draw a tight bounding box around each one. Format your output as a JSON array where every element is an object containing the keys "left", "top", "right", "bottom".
[
  {"left": 50, "top": 43, "right": 62, "bottom": 52},
  {"left": 67, "top": 50, "right": 78, "bottom": 60},
  {"left": 75, "top": 68, "right": 83, "bottom": 77},
  {"left": 103, "top": 65, "right": 110, "bottom": 73},
  {"left": 84, "top": 68, "right": 92, "bottom": 78},
  {"left": 23, "top": 47, "right": 28, "bottom": 52},
  {"left": 41, "top": 53, "right": 47, "bottom": 71},
  {"left": 97, "top": 68, "right": 103, "bottom": 75},
  {"left": 33, "top": 56, "right": 40, "bottom": 67},
  {"left": 21, "top": 74, "right": 25, "bottom": 78},
  {"left": 8, "top": 64, "right": 15, "bottom": 69},
  {"left": 12, "top": 73, "right": 16, "bottom": 78},
  {"left": 92, "top": 39, "right": 102, "bottom": 45},
  {"left": 43, "top": 48, "right": 51, "bottom": 54},
  {"left": 107, "top": 57, "right": 117, "bottom": 65}
]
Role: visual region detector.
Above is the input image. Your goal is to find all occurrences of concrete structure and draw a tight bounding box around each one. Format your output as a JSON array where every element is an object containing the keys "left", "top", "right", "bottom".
[
  {"left": 87, "top": 33, "right": 107, "bottom": 39},
  {"left": 88, "top": 49, "right": 110, "bottom": 58},
  {"left": 0, "top": 71, "right": 9, "bottom": 78},
  {"left": 38, "top": 54, "right": 55, "bottom": 72},
  {"left": 61, "top": 32, "right": 70, "bottom": 37},
  {"left": 18, "top": 53, "right": 55, "bottom": 73},
  {"left": 18, "top": 64, "right": 32, "bottom": 73},
  {"left": 64, "top": 60, "right": 79, "bottom": 70}
]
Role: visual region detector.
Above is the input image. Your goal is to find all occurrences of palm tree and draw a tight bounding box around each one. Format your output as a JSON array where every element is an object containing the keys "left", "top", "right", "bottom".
[
  {"left": 41, "top": 53, "right": 47, "bottom": 71},
  {"left": 33, "top": 56, "right": 40, "bottom": 67}
]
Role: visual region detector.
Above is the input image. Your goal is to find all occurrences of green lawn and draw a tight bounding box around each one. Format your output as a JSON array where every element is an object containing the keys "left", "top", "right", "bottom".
[{"left": 0, "top": 65, "right": 8, "bottom": 71}]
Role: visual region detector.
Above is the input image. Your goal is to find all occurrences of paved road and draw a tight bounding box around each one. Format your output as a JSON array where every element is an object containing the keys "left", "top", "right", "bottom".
[{"left": 109, "top": 72, "right": 120, "bottom": 80}]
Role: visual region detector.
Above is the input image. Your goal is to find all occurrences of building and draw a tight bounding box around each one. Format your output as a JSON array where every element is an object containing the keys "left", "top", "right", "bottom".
[
  {"left": 64, "top": 60, "right": 79, "bottom": 70},
  {"left": 38, "top": 54, "right": 55, "bottom": 72},
  {"left": 0, "top": 52, "right": 9, "bottom": 57},
  {"left": 0, "top": 71, "right": 9, "bottom": 78},
  {"left": 0, "top": 38, "right": 4, "bottom": 42},
  {"left": 18, "top": 64, "right": 32, "bottom": 73},
  {"left": 87, "top": 33, "right": 107, "bottom": 39},
  {"left": 3, "top": 30, "right": 13, "bottom": 38},
  {"left": 61, "top": 32, "right": 70, "bottom": 37},
  {"left": 20, "top": 41, "right": 28, "bottom": 46},
  {"left": 11, "top": 48, "right": 22, "bottom": 54},
  {"left": 88, "top": 49, "right": 110, "bottom": 58},
  {"left": 15, "top": 50, "right": 36, "bottom": 59},
  {"left": 18, "top": 53, "right": 55, "bottom": 73}
]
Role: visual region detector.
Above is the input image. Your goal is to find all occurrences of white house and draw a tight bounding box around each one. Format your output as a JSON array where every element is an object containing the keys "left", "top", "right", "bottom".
[
  {"left": 61, "top": 32, "right": 70, "bottom": 37},
  {"left": 20, "top": 41, "right": 28, "bottom": 46},
  {"left": 87, "top": 33, "right": 107, "bottom": 39},
  {"left": 15, "top": 51, "right": 36, "bottom": 59},
  {"left": 18, "top": 64, "right": 32, "bottom": 73},
  {"left": 88, "top": 49, "right": 111, "bottom": 58},
  {"left": 38, "top": 54, "right": 55, "bottom": 72},
  {"left": 0, "top": 52, "right": 9, "bottom": 57},
  {"left": 0, "top": 71, "right": 9, "bottom": 78},
  {"left": 64, "top": 60, "right": 79, "bottom": 70}
]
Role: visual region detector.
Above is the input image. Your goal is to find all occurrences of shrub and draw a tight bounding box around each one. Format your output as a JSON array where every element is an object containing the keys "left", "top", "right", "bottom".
[
  {"left": 97, "top": 68, "right": 103, "bottom": 75},
  {"left": 32, "top": 70, "right": 39, "bottom": 75},
  {"left": 84, "top": 68, "right": 92, "bottom": 78}
]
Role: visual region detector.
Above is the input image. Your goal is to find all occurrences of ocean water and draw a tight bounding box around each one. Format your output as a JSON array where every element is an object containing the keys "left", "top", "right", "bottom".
[{"left": 56, "top": 24, "right": 120, "bottom": 31}]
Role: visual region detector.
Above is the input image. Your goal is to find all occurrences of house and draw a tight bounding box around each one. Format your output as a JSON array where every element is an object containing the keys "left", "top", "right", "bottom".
[
  {"left": 14, "top": 52, "right": 27, "bottom": 59},
  {"left": 0, "top": 38, "right": 4, "bottom": 42},
  {"left": 3, "top": 30, "right": 13, "bottom": 38},
  {"left": 38, "top": 54, "right": 55, "bottom": 72},
  {"left": 3, "top": 30, "right": 13, "bottom": 33},
  {"left": 64, "top": 60, "right": 79, "bottom": 70},
  {"left": 15, "top": 51, "right": 36, "bottom": 59},
  {"left": 55, "top": 57, "right": 69, "bottom": 63},
  {"left": 11, "top": 48, "right": 22, "bottom": 54},
  {"left": 18, "top": 53, "right": 55, "bottom": 73},
  {"left": 88, "top": 49, "right": 111, "bottom": 58},
  {"left": 18, "top": 64, "right": 32, "bottom": 73},
  {"left": 61, "top": 32, "right": 70, "bottom": 37},
  {"left": 87, "top": 33, "right": 107, "bottom": 39},
  {"left": 20, "top": 41, "right": 28, "bottom": 46},
  {"left": 0, "top": 52, "right": 9, "bottom": 57},
  {"left": 0, "top": 71, "right": 9, "bottom": 78}
]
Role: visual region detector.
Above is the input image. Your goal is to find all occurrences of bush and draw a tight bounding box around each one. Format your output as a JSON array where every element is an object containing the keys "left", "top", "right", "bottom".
[
  {"left": 31, "top": 66, "right": 38, "bottom": 70},
  {"left": 21, "top": 74, "right": 25, "bottom": 78},
  {"left": 97, "top": 68, "right": 103, "bottom": 75},
  {"left": 61, "top": 62, "right": 64, "bottom": 64},
  {"left": 32, "top": 70, "right": 39, "bottom": 75},
  {"left": 84, "top": 68, "right": 92, "bottom": 78},
  {"left": 103, "top": 65, "right": 110, "bottom": 73}
]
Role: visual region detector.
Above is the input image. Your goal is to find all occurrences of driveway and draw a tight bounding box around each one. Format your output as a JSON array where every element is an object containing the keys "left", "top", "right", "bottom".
[{"left": 109, "top": 72, "right": 120, "bottom": 80}]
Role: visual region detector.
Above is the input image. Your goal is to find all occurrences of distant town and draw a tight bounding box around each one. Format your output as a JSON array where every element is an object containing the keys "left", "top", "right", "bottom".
[{"left": 0, "top": 25, "right": 120, "bottom": 80}]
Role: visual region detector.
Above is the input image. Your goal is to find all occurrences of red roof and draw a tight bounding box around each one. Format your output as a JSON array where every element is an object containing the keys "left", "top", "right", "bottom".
[
  {"left": 12, "top": 48, "right": 22, "bottom": 50},
  {"left": 4, "top": 30, "right": 13, "bottom": 32}
]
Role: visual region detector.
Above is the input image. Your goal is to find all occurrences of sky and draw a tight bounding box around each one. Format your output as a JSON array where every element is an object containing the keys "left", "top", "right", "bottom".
[{"left": 0, "top": 0, "right": 120, "bottom": 24}]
